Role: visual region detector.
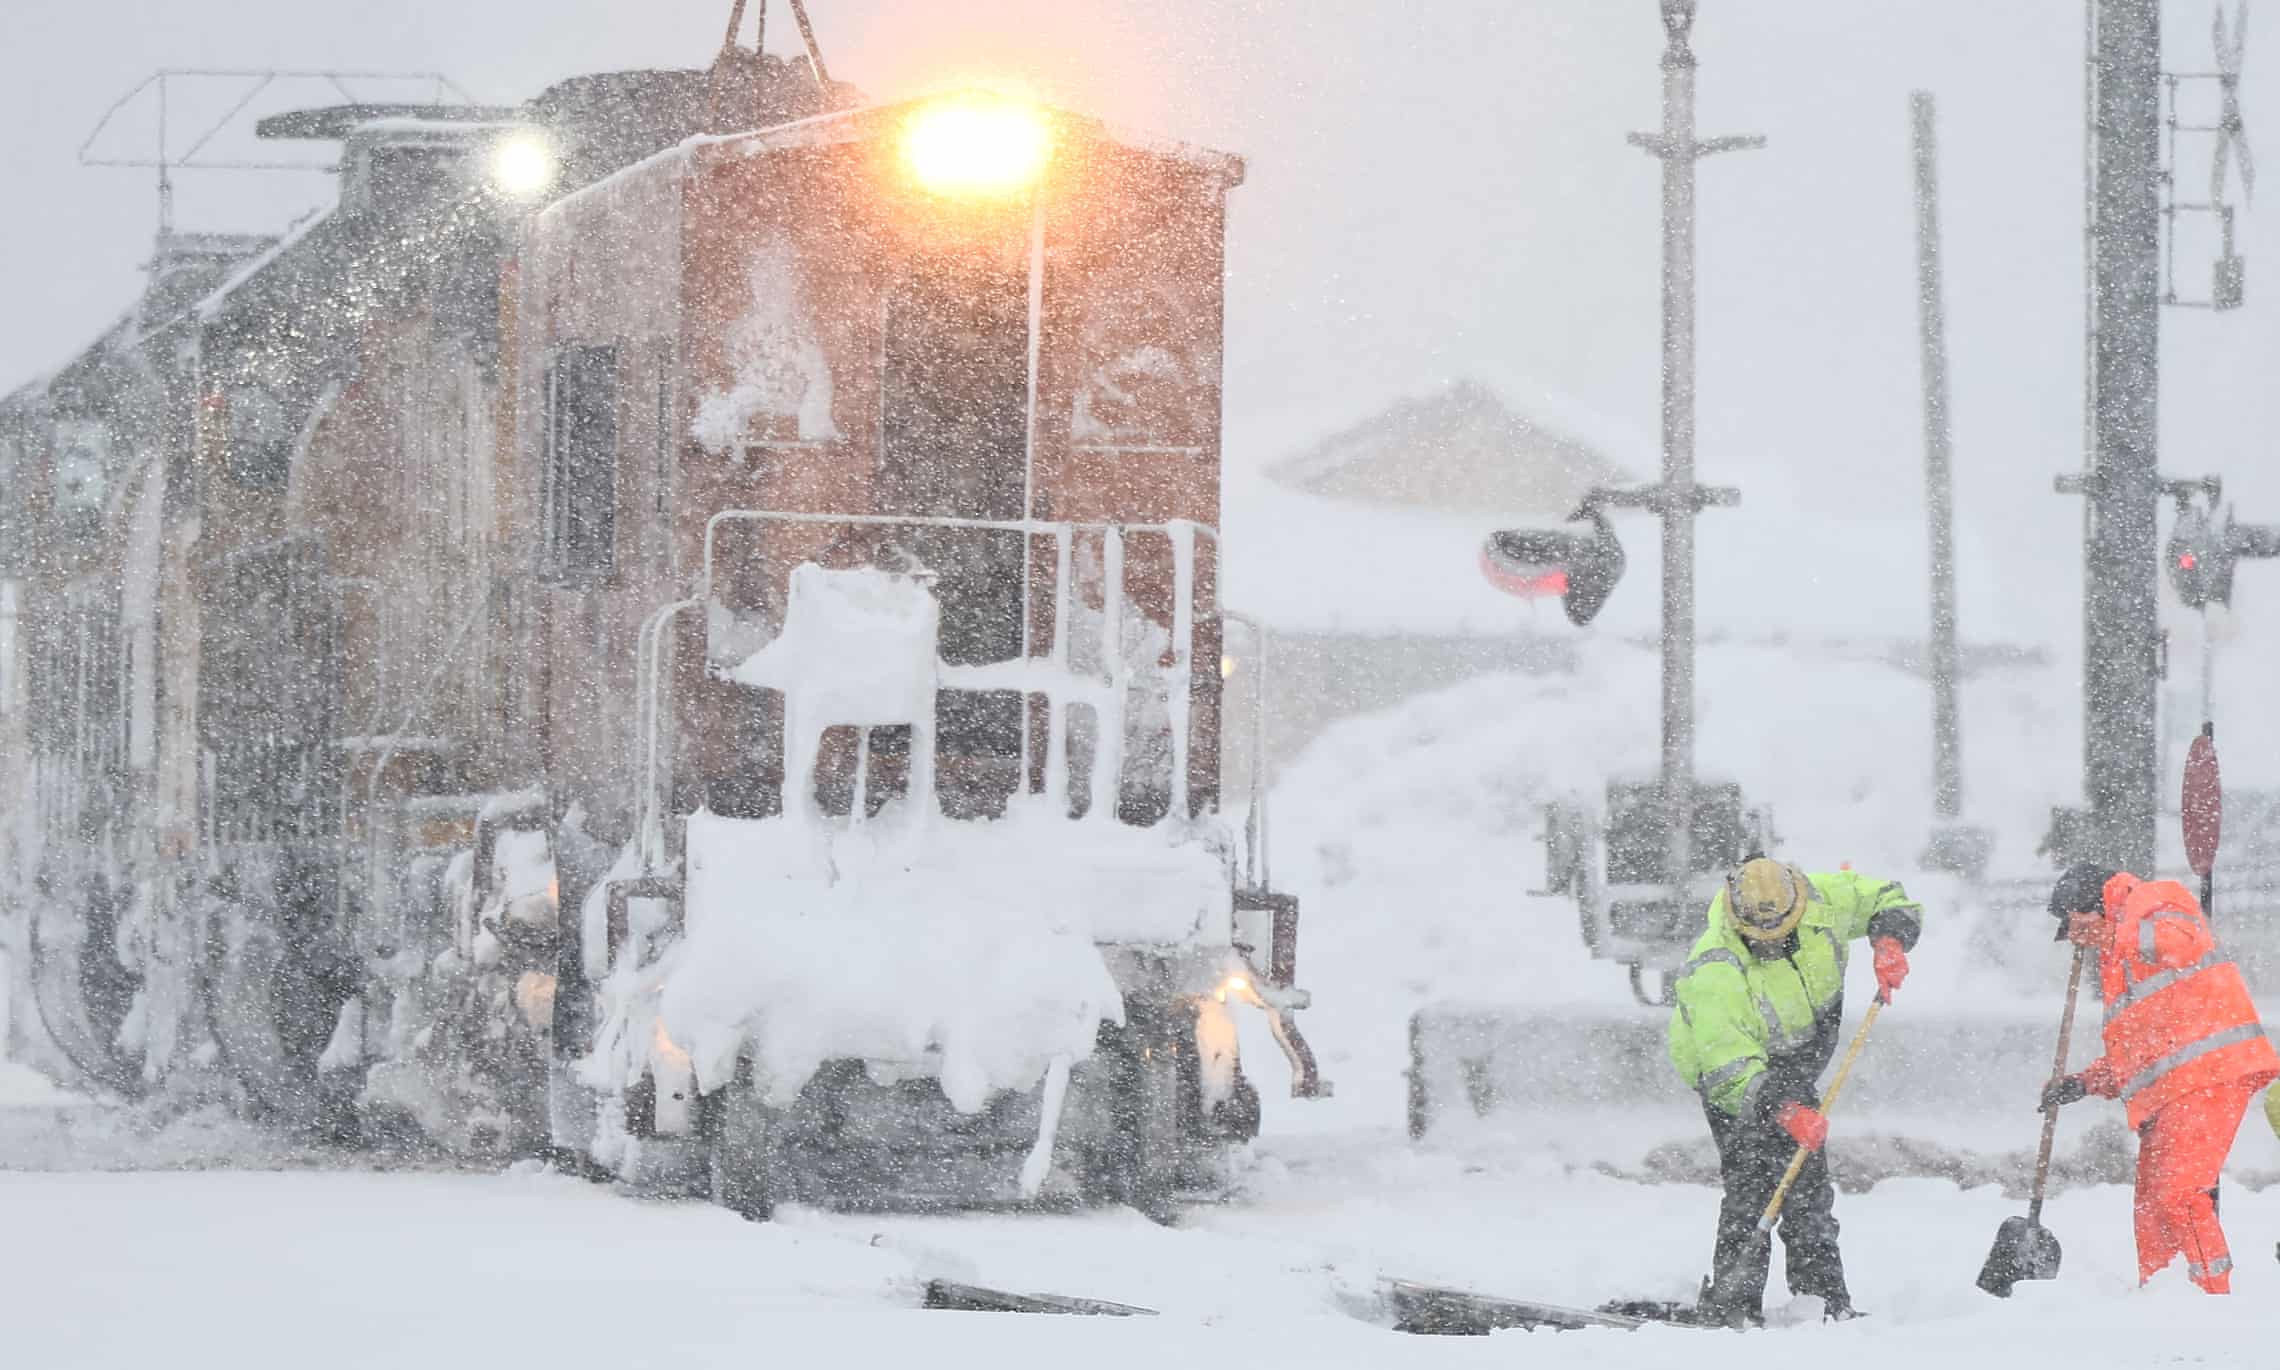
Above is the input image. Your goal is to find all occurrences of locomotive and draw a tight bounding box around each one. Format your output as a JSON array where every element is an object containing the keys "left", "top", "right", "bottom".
[{"left": 0, "top": 27, "right": 1322, "bottom": 1214}]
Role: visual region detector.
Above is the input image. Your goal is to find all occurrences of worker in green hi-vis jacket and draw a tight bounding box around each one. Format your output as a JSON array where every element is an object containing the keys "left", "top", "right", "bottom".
[{"left": 1666, "top": 858, "right": 1925, "bottom": 1327}]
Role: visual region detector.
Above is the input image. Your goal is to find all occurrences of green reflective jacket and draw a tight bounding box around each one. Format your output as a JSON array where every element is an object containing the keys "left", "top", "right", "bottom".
[{"left": 1666, "top": 870, "right": 1924, "bottom": 1119}]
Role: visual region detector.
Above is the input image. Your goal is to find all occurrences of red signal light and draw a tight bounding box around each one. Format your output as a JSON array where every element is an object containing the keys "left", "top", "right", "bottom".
[
  {"left": 1479, "top": 547, "right": 1569, "bottom": 599},
  {"left": 2179, "top": 553, "right": 2198, "bottom": 571},
  {"left": 1482, "top": 514, "right": 1626, "bottom": 626}
]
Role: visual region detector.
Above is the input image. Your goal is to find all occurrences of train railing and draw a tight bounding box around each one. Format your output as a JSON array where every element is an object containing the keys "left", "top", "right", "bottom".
[{"left": 632, "top": 510, "right": 1223, "bottom": 874}]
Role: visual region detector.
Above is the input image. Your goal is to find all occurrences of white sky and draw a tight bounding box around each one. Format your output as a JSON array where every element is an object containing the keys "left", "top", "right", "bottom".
[{"left": 4, "top": 1, "right": 2278, "bottom": 648}]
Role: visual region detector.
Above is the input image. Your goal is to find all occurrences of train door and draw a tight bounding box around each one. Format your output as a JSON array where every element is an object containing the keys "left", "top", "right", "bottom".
[{"left": 878, "top": 258, "right": 1030, "bottom": 817}]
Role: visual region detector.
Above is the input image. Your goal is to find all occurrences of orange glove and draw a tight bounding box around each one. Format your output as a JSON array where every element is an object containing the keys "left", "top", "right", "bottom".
[
  {"left": 1872, "top": 937, "right": 1909, "bottom": 999},
  {"left": 1776, "top": 1100, "right": 1828, "bottom": 1151}
]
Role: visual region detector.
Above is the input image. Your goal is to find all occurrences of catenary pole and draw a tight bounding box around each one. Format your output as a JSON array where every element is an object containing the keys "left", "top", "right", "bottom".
[
  {"left": 1624, "top": 1, "right": 1757, "bottom": 887},
  {"left": 2084, "top": 0, "right": 2164, "bottom": 874},
  {"left": 1910, "top": 92, "right": 1964, "bottom": 821}
]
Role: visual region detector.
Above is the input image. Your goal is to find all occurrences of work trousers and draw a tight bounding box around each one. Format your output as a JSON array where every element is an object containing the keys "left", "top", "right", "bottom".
[
  {"left": 2134, "top": 1081, "right": 2258, "bottom": 1292},
  {"left": 1703, "top": 1098, "right": 1850, "bottom": 1319}
]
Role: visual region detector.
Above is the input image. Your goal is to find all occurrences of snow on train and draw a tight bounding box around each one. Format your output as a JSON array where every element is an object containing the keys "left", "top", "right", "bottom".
[{"left": 0, "top": 32, "right": 1324, "bottom": 1213}]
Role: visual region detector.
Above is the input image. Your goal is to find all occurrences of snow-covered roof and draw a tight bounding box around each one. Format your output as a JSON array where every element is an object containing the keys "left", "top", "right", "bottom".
[
  {"left": 186, "top": 209, "right": 330, "bottom": 327},
  {"left": 7, "top": 306, "right": 144, "bottom": 411},
  {"left": 347, "top": 116, "right": 525, "bottom": 140},
  {"left": 1266, "top": 378, "right": 1632, "bottom": 516}
]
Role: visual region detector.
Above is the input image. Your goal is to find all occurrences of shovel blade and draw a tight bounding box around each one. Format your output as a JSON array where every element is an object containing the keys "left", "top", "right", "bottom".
[{"left": 1976, "top": 1215, "right": 2062, "bottom": 1297}]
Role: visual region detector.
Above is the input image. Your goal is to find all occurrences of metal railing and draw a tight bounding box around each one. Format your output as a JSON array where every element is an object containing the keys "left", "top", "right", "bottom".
[{"left": 634, "top": 509, "right": 1223, "bottom": 874}]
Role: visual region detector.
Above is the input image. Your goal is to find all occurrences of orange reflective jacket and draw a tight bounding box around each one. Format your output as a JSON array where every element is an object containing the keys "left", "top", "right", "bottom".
[{"left": 2092, "top": 874, "right": 2280, "bottom": 1130}]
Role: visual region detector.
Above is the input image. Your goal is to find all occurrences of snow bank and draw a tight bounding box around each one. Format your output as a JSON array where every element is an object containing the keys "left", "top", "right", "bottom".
[{"left": 1239, "top": 631, "right": 2084, "bottom": 1144}]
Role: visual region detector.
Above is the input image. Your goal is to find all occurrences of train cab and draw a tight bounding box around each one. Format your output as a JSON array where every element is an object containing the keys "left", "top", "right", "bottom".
[{"left": 512, "top": 92, "right": 1313, "bottom": 1208}]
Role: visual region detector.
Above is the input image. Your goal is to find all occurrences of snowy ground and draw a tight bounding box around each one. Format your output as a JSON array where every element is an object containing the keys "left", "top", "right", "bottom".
[{"left": 1, "top": 1128, "right": 2275, "bottom": 1368}]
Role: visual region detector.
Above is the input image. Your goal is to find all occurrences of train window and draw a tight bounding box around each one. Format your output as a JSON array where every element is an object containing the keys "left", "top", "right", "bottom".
[
  {"left": 52, "top": 420, "right": 111, "bottom": 539},
  {"left": 541, "top": 344, "right": 619, "bottom": 584},
  {"left": 224, "top": 384, "right": 294, "bottom": 489}
]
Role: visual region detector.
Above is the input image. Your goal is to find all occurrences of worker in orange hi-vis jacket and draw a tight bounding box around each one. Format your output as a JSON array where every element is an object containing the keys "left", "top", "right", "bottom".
[{"left": 2039, "top": 863, "right": 2280, "bottom": 1293}]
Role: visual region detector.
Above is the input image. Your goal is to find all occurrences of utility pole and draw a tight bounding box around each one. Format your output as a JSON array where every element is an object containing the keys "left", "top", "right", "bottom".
[
  {"left": 2081, "top": 0, "right": 2165, "bottom": 875},
  {"left": 1910, "top": 91, "right": 1964, "bottom": 823},
  {"left": 1603, "top": 0, "right": 1756, "bottom": 887}
]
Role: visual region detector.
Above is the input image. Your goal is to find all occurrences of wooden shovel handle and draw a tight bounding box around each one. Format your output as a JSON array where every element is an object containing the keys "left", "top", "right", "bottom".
[
  {"left": 1756, "top": 994, "right": 1885, "bottom": 1233},
  {"left": 2025, "top": 949, "right": 2087, "bottom": 1226}
]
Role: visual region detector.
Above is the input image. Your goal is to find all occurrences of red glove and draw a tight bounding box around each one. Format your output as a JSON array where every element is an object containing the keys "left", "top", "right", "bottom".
[
  {"left": 1776, "top": 1101, "right": 1829, "bottom": 1151},
  {"left": 1872, "top": 938, "right": 1909, "bottom": 999}
]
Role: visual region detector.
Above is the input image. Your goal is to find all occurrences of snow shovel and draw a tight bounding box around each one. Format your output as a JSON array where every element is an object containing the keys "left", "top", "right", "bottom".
[
  {"left": 1976, "top": 948, "right": 2086, "bottom": 1297},
  {"left": 1704, "top": 993, "right": 1886, "bottom": 1312}
]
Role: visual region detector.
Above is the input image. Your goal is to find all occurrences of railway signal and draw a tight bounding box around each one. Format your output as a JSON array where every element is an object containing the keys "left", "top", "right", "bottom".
[
  {"left": 1481, "top": 509, "right": 1626, "bottom": 627},
  {"left": 2167, "top": 503, "right": 2234, "bottom": 608},
  {"left": 2164, "top": 498, "right": 2280, "bottom": 609}
]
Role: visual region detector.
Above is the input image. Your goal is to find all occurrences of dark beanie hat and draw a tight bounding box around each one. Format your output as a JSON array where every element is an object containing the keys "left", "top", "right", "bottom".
[{"left": 2048, "top": 862, "right": 2120, "bottom": 939}]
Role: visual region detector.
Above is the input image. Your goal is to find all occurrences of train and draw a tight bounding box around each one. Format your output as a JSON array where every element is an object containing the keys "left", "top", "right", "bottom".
[{"left": 0, "top": 30, "right": 1322, "bottom": 1216}]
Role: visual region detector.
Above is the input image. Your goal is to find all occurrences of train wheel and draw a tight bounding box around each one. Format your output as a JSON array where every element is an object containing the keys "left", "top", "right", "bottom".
[
  {"left": 1080, "top": 1003, "right": 1184, "bottom": 1222},
  {"left": 204, "top": 850, "right": 357, "bottom": 1130},
  {"left": 702, "top": 1059, "right": 785, "bottom": 1222},
  {"left": 27, "top": 872, "right": 143, "bottom": 1096},
  {"left": 1130, "top": 1040, "right": 1182, "bottom": 1222}
]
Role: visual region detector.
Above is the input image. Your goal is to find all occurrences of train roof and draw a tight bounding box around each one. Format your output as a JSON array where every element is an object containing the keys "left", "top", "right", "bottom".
[
  {"left": 541, "top": 91, "right": 1245, "bottom": 226},
  {"left": 255, "top": 103, "right": 518, "bottom": 142},
  {"left": 694, "top": 95, "right": 1247, "bottom": 186},
  {"left": 4, "top": 232, "right": 279, "bottom": 410}
]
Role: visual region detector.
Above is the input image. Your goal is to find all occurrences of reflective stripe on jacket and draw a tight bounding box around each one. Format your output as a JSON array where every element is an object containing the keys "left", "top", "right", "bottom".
[
  {"left": 1667, "top": 870, "right": 1924, "bottom": 1119},
  {"left": 2094, "top": 874, "right": 2280, "bottom": 1130}
]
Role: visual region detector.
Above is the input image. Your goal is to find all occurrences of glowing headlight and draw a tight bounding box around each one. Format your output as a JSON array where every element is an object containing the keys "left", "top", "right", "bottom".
[
  {"left": 900, "top": 96, "right": 1052, "bottom": 197},
  {"left": 489, "top": 133, "right": 558, "bottom": 197}
]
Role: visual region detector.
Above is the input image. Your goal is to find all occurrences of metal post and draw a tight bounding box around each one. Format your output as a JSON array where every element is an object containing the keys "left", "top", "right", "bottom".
[
  {"left": 1911, "top": 92, "right": 1964, "bottom": 821},
  {"left": 1018, "top": 193, "right": 1046, "bottom": 793},
  {"left": 1623, "top": 1, "right": 1757, "bottom": 888},
  {"left": 2086, "top": 0, "right": 2164, "bottom": 874},
  {"left": 156, "top": 73, "right": 173, "bottom": 245},
  {"left": 1657, "top": 6, "right": 1700, "bottom": 883}
]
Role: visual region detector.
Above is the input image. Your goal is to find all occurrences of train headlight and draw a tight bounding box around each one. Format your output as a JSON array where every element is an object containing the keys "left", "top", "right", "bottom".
[
  {"left": 489, "top": 132, "right": 559, "bottom": 198},
  {"left": 900, "top": 96, "right": 1051, "bottom": 197}
]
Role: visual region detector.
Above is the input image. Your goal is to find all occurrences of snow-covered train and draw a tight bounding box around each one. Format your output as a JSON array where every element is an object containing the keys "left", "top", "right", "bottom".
[{"left": 0, "top": 40, "right": 1321, "bottom": 1214}]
